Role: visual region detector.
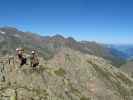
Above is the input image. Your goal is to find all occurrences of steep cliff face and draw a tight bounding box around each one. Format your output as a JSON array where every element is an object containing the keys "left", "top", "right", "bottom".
[{"left": 0, "top": 48, "right": 133, "bottom": 100}]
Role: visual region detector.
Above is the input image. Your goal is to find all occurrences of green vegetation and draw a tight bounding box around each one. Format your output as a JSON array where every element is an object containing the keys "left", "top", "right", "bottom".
[
  {"left": 80, "top": 96, "right": 90, "bottom": 100},
  {"left": 10, "top": 95, "right": 16, "bottom": 100},
  {"left": 54, "top": 68, "right": 66, "bottom": 77}
]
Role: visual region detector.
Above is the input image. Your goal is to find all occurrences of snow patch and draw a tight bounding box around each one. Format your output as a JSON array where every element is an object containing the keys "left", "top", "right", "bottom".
[
  {"left": 13, "top": 34, "right": 21, "bottom": 38},
  {"left": 0, "top": 30, "right": 6, "bottom": 35}
]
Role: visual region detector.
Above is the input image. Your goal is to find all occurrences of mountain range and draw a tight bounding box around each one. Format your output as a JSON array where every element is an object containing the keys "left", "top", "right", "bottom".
[{"left": 0, "top": 27, "right": 127, "bottom": 67}]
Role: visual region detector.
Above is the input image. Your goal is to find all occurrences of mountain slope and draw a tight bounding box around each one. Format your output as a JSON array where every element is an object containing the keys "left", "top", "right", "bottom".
[
  {"left": 120, "top": 60, "right": 133, "bottom": 77},
  {"left": 0, "top": 27, "right": 126, "bottom": 66},
  {"left": 0, "top": 48, "right": 133, "bottom": 100}
]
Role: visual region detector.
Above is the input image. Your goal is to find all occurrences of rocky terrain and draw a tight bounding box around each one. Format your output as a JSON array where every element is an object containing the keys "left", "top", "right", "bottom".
[{"left": 0, "top": 48, "right": 133, "bottom": 100}]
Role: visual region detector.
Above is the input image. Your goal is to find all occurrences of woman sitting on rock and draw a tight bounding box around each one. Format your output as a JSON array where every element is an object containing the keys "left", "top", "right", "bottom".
[{"left": 30, "top": 50, "right": 39, "bottom": 68}]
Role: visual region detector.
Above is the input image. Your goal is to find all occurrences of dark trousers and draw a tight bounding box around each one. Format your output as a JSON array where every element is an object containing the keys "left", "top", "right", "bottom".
[{"left": 20, "top": 58, "right": 27, "bottom": 66}]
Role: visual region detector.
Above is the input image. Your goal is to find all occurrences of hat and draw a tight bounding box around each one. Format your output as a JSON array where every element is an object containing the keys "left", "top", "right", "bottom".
[
  {"left": 16, "top": 48, "right": 24, "bottom": 51},
  {"left": 16, "top": 48, "right": 19, "bottom": 51},
  {"left": 32, "top": 50, "right": 35, "bottom": 54}
]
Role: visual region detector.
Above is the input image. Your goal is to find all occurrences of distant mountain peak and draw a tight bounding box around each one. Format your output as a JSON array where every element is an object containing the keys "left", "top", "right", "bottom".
[
  {"left": 67, "top": 37, "right": 76, "bottom": 42},
  {"left": 52, "top": 34, "right": 65, "bottom": 39},
  {"left": 0, "top": 26, "right": 18, "bottom": 31}
]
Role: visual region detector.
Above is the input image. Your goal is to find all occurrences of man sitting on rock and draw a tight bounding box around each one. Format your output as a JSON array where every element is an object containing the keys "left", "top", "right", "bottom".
[{"left": 16, "top": 48, "right": 27, "bottom": 67}]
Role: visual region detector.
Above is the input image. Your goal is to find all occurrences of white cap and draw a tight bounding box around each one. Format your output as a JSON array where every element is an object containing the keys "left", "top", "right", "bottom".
[
  {"left": 32, "top": 51, "right": 35, "bottom": 54},
  {"left": 16, "top": 48, "right": 19, "bottom": 51}
]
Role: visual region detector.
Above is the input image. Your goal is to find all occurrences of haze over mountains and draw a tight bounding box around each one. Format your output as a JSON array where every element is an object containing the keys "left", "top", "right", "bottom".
[{"left": 108, "top": 44, "right": 133, "bottom": 60}]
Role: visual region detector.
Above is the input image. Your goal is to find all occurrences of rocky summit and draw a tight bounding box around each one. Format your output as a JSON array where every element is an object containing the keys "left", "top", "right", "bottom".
[{"left": 0, "top": 48, "right": 133, "bottom": 100}]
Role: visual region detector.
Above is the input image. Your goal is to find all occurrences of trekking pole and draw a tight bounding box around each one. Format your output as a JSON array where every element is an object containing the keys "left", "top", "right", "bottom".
[
  {"left": 13, "top": 56, "right": 15, "bottom": 66},
  {"left": 2, "top": 62, "right": 4, "bottom": 72}
]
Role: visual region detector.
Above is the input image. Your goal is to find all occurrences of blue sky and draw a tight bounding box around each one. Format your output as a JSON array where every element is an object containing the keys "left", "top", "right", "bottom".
[{"left": 0, "top": 0, "right": 133, "bottom": 44}]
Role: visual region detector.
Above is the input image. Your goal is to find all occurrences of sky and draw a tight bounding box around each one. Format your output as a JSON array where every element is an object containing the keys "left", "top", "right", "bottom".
[{"left": 0, "top": 0, "right": 133, "bottom": 44}]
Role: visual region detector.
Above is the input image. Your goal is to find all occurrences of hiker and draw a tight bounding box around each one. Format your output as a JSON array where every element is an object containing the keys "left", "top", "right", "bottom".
[
  {"left": 16, "top": 48, "right": 27, "bottom": 66},
  {"left": 30, "top": 50, "right": 39, "bottom": 68}
]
